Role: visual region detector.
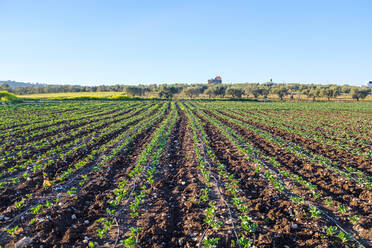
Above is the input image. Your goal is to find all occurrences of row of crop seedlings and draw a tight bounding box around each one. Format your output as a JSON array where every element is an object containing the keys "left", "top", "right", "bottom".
[
  {"left": 213, "top": 108, "right": 371, "bottom": 188},
  {"left": 1, "top": 103, "right": 170, "bottom": 240},
  {"left": 226, "top": 101, "right": 371, "bottom": 138},
  {"left": 1, "top": 107, "right": 109, "bottom": 144},
  {"left": 257, "top": 109, "right": 372, "bottom": 156},
  {"left": 192, "top": 104, "right": 366, "bottom": 248},
  {"left": 1, "top": 103, "right": 140, "bottom": 167},
  {"left": 242, "top": 103, "right": 370, "bottom": 153},
  {"left": 1, "top": 103, "right": 163, "bottom": 216},
  {"left": 204, "top": 102, "right": 371, "bottom": 178},
  {"left": 250, "top": 109, "right": 365, "bottom": 141},
  {"left": 93, "top": 102, "right": 178, "bottom": 247},
  {"left": 206, "top": 109, "right": 368, "bottom": 229},
  {"left": 208, "top": 103, "right": 359, "bottom": 155},
  {"left": 0, "top": 104, "right": 154, "bottom": 189},
  {"left": 182, "top": 103, "right": 259, "bottom": 248},
  {"left": 0, "top": 102, "right": 134, "bottom": 151},
  {"left": 0, "top": 105, "right": 58, "bottom": 130},
  {"left": 6, "top": 101, "right": 120, "bottom": 130},
  {"left": 254, "top": 108, "right": 372, "bottom": 150},
  {"left": 181, "top": 104, "right": 226, "bottom": 248},
  {"left": 1, "top": 102, "right": 136, "bottom": 151},
  {"left": 0, "top": 102, "right": 122, "bottom": 140},
  {"left": 213, "top": 104, "right": 372, "bottom": 185},
  {"left": 0, "top": 103, "right": 141, "bottom": 176},
  {"left": 230, "top": 105, "right": 371, "bottom": 158},
  {"left": 38, "top": 103, "right": 165, "bottom": 188},
  {"left": 210, "top": 105, "right": 369, "bottom": 191},
  {"left": 0, "top": 102, "right": 106, "bottom": 131}
]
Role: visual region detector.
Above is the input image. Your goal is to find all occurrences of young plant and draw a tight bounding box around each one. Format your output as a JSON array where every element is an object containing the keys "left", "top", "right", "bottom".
[
  {"left": 44, "top": 200, "right": 52, "bottom": 208},
  {"left": 235, "top": 237, "right": 257, "bottom": 248},
  {"left": 31, "top": 204, "right": 43, "bottom": 214},
  {"left": 28, "top": 218, "right": 36, "bottom": 226},
  {"left": 337, "top": 231, "right": 351, "bottom": 243},
  {"left": 290, "top": 196, "right": 304, "bottom": 204},
  {"left": 122, "top": 227, "right": 141, "bottom": 248},
  {"left": 326, "top": 226, "right": 337, "bottom": 236},
  {"left": 67, "top": 187, "right": 77, "bottom": 196},
  {"left": 106, "top": 208, "right": 115, "bottom": 217},
  {"left": 203, "top": 237, "right": 220, "bottom": 248},
  {"left": 5, "top": 226, "right": 19, "bottom": 237},
  {"left": 204, "top": 202, "right": 223, "bottom": 230},
  {"left": 348, "top": 215, "right": 359, "bottom": 224},
  {"left": 309, "top": 206, "right": 321, "bottom": 218},
  {"left": 325, "top": 198, "right": 333, "bottom": 206},
  {"left": 97, "top": 219, "right": 113, "bottom": 238},
  {"left": 88, "top": 241, "right": 96, "bottom": 248},
  {"left": 200, "top": 187, "right": 210, "bottom": 202},
  {"left": 240, "top": 215, "right": 258, "bottom": 233},
  {"left": 14, "top": 199, "right": 25, "bottom": 209},
  {"left": 338, "top": 205, "right": 348, "bottom": 215}
]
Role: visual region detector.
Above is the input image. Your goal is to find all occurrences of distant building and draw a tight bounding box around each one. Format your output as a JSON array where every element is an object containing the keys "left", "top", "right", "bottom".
[
  {"left": 362, "top": 81, "right": 372, "bottom": 87},
  {"left": 208, "top": 76, "right": 222, "bottom": 85}
]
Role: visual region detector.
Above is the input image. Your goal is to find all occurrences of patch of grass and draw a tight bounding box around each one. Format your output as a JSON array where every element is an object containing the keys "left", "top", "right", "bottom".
[{"left": 0, "top": 91, "right": 22, "bottom": 103}]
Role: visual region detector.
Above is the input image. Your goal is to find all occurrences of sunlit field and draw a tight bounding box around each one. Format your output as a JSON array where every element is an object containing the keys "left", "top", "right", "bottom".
[{"left": 0, "top": 101, "right": 371, "bottom": 247}]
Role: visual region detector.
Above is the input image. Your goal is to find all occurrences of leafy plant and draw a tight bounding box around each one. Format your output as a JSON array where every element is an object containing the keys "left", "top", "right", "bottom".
[
  {"left": 309, "top": 206, "right": 321, "bottom": 218},
  {"left": 236, "top": 237, "right": 257, "bottom": 248},
  {"left": 290, "top": 196, "right": 304, "bottom": 204},
  {"left": 201, "top": 187, "right": 210, "bottom": 202},
  {"left": 204, "top": 202, "right": 223, "bottom": 230},
  {"left": 240, "top": 216, "right": 258, "bottom": 233},
  {"left": 337, "top": 231, "right": 351, "bottom": 243},
  {"left": 31, "top": 204, "right": 43, "bottom": 214},
  {"left": 338, "top": 205, "right": 348, "bottom": 215},
  {"left": 106, "top": 208, "right": 115, "bottom": 217},
  {"left": 28, "top": 218, "right": 36, "bottom": 226},
  {"left": 67, "top": 187, "right": 77, "bottom": 196},
  {"left": 122, "top": 227, "right": 141, "bottom": 248},
  {"left": 326, "top": 226, "right": 337, "bottom": 235},
  {"left": 325, "top": 198, "right": 333, "bottom": 206},
  {"left": 5, "top": 226, "right": 19, "bottom": 237},
  {"left": 45, "top": 200, "right": 52, "bottom": 208},
  {"left": 348, "top": 215, "right": 359, "bottom": 224},
  {"left": 14, "top": 199, "right": 25, "bottom": 209},
  {"left": 88, "top": 241, "right": 96, "bottom": 248},
  {"left": 203, "top": 237, "right": 220, "bottom": 248}
]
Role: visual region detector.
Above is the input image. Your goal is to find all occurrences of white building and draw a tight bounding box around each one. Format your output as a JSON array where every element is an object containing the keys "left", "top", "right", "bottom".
[{"left": 361, "top": 81, "right": 372, "bottom": 87}]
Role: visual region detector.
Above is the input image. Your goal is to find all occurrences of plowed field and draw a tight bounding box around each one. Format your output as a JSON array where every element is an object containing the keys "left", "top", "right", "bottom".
[{"left": 0, "top": 101, "right": 371, "bottom": 248}]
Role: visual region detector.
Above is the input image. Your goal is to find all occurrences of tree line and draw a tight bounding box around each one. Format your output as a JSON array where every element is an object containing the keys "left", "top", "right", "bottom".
[{"left": 0, "top": 82, "right": 371, "bottom": 101}]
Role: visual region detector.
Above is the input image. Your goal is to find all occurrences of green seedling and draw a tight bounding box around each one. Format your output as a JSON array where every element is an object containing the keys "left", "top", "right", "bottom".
[
  {"left": 309, "top": 206, "right": 321, "bottom": 218},
  {"left": 5, "top": 226, "right": 19, "bottom": 237},
  {"left": 203, "top": 237, "right": 220, "bottom": 248}
]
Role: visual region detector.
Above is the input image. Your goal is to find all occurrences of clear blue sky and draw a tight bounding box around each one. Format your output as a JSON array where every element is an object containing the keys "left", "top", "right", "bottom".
[{"left": 1, "top": 0, "right": 371, "bottom": 86}]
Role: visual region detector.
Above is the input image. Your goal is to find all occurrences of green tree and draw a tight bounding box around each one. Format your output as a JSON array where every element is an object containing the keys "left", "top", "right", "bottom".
[
  {"left": 205, "top": 86, "right": 226, "bottom": 98},
  {"left": 306, "top": 88, "right": 321, "bottom": 101},
  {"left": 0, "top": 84, "right": 12, "bottom": 92},
  {"left": 158, "top": 86, "right": 181, "bottom": 99},
  {"left": 183, "top": 86, "right": 205, "bottom": 98},
  {"left": 351, "top": 88, "right": 370, "bottom": 101},
  {"left": 226, "top": 88, "right": 244, "bottom": 98},
  {"left": 249, "top": 88, "right": 262, "bottom": 98},
  {"left": 126, "top": 86, "right": 144, "bottom": 97},
  {"left": 274, "top": 87, "right": 289, "bottom": 100},
  {"left": 261, "top": 88, "right": 270, "bottom": 99},
  {"left": 214, "top": 86, "right": 227, "bottom": 98}
]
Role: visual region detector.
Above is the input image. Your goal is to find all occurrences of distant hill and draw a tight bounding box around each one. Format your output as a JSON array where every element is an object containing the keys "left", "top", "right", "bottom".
[{"left": 0, "top": 80, "right": 47, "bottom": 88}]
